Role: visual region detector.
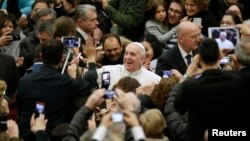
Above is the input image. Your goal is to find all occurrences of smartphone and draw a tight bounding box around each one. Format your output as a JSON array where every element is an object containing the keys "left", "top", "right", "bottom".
[
  {"left": 103, "top": 90, "right": 116, "bottom": 99},
  {"left": 193, "top": 17, "right": 202, "bottom": 27},
  {"left": 112, "top": 112, "right": 123, "bottom": 123},
  {"left": 220, "top": 56, "right": 231, "bottom": 65},
  {"left": 35, "top": 102, "right": 45, "bottom": 118},
  {"left": 101, "top": 71, "right": 110, "bottom": 89},
  {"left": 162, "top": 70, "right": 173, "bottom": 78},
  {"left": 61, "top": 36, "right": 81, "bottom": 48}
]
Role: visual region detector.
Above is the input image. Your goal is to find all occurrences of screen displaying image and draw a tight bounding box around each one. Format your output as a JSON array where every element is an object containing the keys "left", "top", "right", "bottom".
[
  {"left": 208, "top": 27, "right": 240, "bottom": 50},
  {"left": 61, "top": 37, "right": 81, "bottom": 48}
]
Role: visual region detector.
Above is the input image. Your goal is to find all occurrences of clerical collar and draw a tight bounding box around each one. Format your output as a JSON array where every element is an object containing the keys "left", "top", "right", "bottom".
[{"left": 122, "top": 65, "right": 143, "bottom": 77}]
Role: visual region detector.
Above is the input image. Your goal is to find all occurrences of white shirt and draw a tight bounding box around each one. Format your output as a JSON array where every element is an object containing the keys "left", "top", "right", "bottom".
[
  {"left": 97, "top": 65, "right": 161, "bottom": 90},
  {"left": 178, "top": 44, "right": 193, "bottom": 65},
  {"left": 215, "top": 38, "right": 234, "bottom": 49}
]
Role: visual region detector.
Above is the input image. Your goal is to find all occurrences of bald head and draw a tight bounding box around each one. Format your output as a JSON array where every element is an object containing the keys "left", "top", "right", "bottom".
[
  {"left": 177, "top": 21, "right": 201, "bottom": 52},
  {"left": 178, "top": 21, "right": 200, "bottom": 35}
]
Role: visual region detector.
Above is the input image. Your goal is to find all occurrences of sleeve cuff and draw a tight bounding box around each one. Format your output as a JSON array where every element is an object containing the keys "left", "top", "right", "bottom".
[
  {"left": 88, "top": 63, "right": 97, "bottom": 70},
  {"left": 92, "top": 125, "right": 108, "bottom": 141},
  {"left": 131, "top": 126, "right": 146, "bottom": 141}
]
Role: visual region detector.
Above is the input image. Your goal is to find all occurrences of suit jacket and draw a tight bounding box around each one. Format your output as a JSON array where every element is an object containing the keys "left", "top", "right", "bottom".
[
  {"left": 16, "top": 63, "right": 98, "bottom": 138},
  {"left": 174, "top": 69, "right": 247, "bottom": 141},
  {"left": 155, "top": 45, "right": 197, "bottom": 76}
]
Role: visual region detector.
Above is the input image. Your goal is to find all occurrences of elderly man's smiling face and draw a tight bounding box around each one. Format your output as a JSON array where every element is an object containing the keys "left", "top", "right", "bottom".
[{"left": 123, "top": 43, "right": 145, "bottom": 72}]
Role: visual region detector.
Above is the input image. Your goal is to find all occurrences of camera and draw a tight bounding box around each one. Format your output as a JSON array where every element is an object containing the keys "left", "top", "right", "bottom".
[
  {"left": 35, "top": 102, "right": 45, "bottom": 118},
  {"left": 220, "top": 56, "right": 231, "bottom": 65},
  {"left": 61, "top": 36, "right": 81, "bottom": 48},
  {"left": 112, "top": 112, "right": 123, "bottom": 123},
  {"left": 11, "top": 32, "right": 21, "bottom": 41},
  {"left": 103, "top": 90, "right": 116, "bottom": 99},
  {"left": 162, "top": 70, "right": 173, "bottom": 78}
]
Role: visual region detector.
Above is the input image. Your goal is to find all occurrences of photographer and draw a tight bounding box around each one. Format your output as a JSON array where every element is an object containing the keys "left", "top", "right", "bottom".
[{"left": 0, "top": 12, "right": 23, "bottom": 60}]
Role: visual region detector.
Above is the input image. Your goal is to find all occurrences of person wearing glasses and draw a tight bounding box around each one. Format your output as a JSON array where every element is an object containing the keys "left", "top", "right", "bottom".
[
  {"left": 145, "top": 0, "right": 185, "bottom": 51},
  {"left": 220, "top": 12, "right": 242, "bottom": 27}
]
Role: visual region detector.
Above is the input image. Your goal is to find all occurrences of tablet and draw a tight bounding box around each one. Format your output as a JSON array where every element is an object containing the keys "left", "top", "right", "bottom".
[{"left": 208, "top": 27, "right": 240, "bottom": 50}]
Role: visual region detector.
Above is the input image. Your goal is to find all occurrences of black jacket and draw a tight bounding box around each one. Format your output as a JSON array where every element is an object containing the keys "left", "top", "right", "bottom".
[
  {"left": 174, "top": 69, "right": 246, "bottom": 141},
  {"left": 156, "top": 45, "right": 198, "bottom": 76},
  {"left": 17, "top": 63, "right": 98, "bottom": 138}
]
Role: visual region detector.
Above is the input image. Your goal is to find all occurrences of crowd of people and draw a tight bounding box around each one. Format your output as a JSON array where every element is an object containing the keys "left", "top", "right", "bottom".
[{"left": 1, "top": 0, "right": 250, "bottom": 141}]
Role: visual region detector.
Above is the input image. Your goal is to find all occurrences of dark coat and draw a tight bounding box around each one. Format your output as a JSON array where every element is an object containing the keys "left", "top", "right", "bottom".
[
  {"left": 16, "top": 63, "right": 98, "bottom": 138},
  {"left": 155, "top": 45, "right": 197, "bottom": 76},
  {"left": 174, "top": 69, "right": 246, "bottom": 141}
]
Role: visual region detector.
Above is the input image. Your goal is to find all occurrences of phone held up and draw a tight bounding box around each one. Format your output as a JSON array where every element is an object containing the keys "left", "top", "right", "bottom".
[
  {"left": 220, "top": 56, "right": 231, "bottom": 65},
  {"left": 35, "top": 102, "right": 45, "bottom": 118},
  {"left": 61, "top": 36, "right": 81, "bottom": 48},
  {"left": 162, "top": 70, "right": 173, "bottom": 78},
  {"left": 101, "top": 71, "right": 110, "bottom": 89},
  {"left": 103, "top": 90, "right": 116, "bottom": 99},
  {"left": 112, "top": 112, "right": 123, "bottom": 123}
]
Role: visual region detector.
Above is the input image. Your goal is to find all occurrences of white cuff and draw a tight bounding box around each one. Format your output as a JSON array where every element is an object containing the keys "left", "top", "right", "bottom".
[
  {"left": 131, "top": 126, "right": 146, "bottom": 141},
  {"left": 92, "top": 125, "right": 108, "bottom": 141}
]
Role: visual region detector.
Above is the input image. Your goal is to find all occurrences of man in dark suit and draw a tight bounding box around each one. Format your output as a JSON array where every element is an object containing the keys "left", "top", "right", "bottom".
[
  {"left": 173, "top": 38, "right": 246, "bottom": 141},
  {"left": 0, "top": 53, "right": 19, "bottom": 98},
  {"left": 16, "top": 39, "right": 98, "bottom": 139},
  {"left": 74, "top": 4, "right": 103, "bottom": 47},
  {"left": 155, "top": 21, "right": 201, "bottom": 76}
]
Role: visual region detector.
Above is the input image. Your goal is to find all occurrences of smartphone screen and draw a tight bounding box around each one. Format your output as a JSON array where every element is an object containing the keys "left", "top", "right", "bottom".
[
  {"left": 35, "top": 102, "right": 45, "bottom": 118},
  {"left": 162, "top": 70, "right": 173, "bottom": 78},
  {"left": 193, "top": 17, "right": 202, "bottom": 27},
  {"left": 103, "top": 90, "right": 116, "bottom": 99},
  {"left": 220, "top": 57, "right": 230, "bottom": 65},
  {"left": 102, "top": 71, "right": 110, "bottom": 89},
  {"left": 112, "top": 112, "right": 123, "bottom": 123},
  {"left": 61, "top": 36, "right": 81, "bottom": 48}
]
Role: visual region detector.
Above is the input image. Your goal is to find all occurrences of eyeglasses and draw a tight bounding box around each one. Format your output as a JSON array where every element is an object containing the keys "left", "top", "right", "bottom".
[
  {"left": 168, "top": 8, "right": 182, "bottom": 16},
  {"left": 220, "top": 21, "right": 234, "bottom": 26}
]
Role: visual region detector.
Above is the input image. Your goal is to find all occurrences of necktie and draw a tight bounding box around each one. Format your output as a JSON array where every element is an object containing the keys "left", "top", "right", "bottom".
[{"left": 185, "top": 54, "right": 192, "bottom": 66}]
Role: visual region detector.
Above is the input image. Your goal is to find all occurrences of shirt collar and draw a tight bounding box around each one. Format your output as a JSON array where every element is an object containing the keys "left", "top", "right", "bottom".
[
  {"left": 77, "top": 27, "right": 88, "bottom": 41},
  {"left": 122, "top": 65, "right": 143, "bottom": 77},
  {"left": 178, "top": 44, "right": 193, "bottom": 58}
]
